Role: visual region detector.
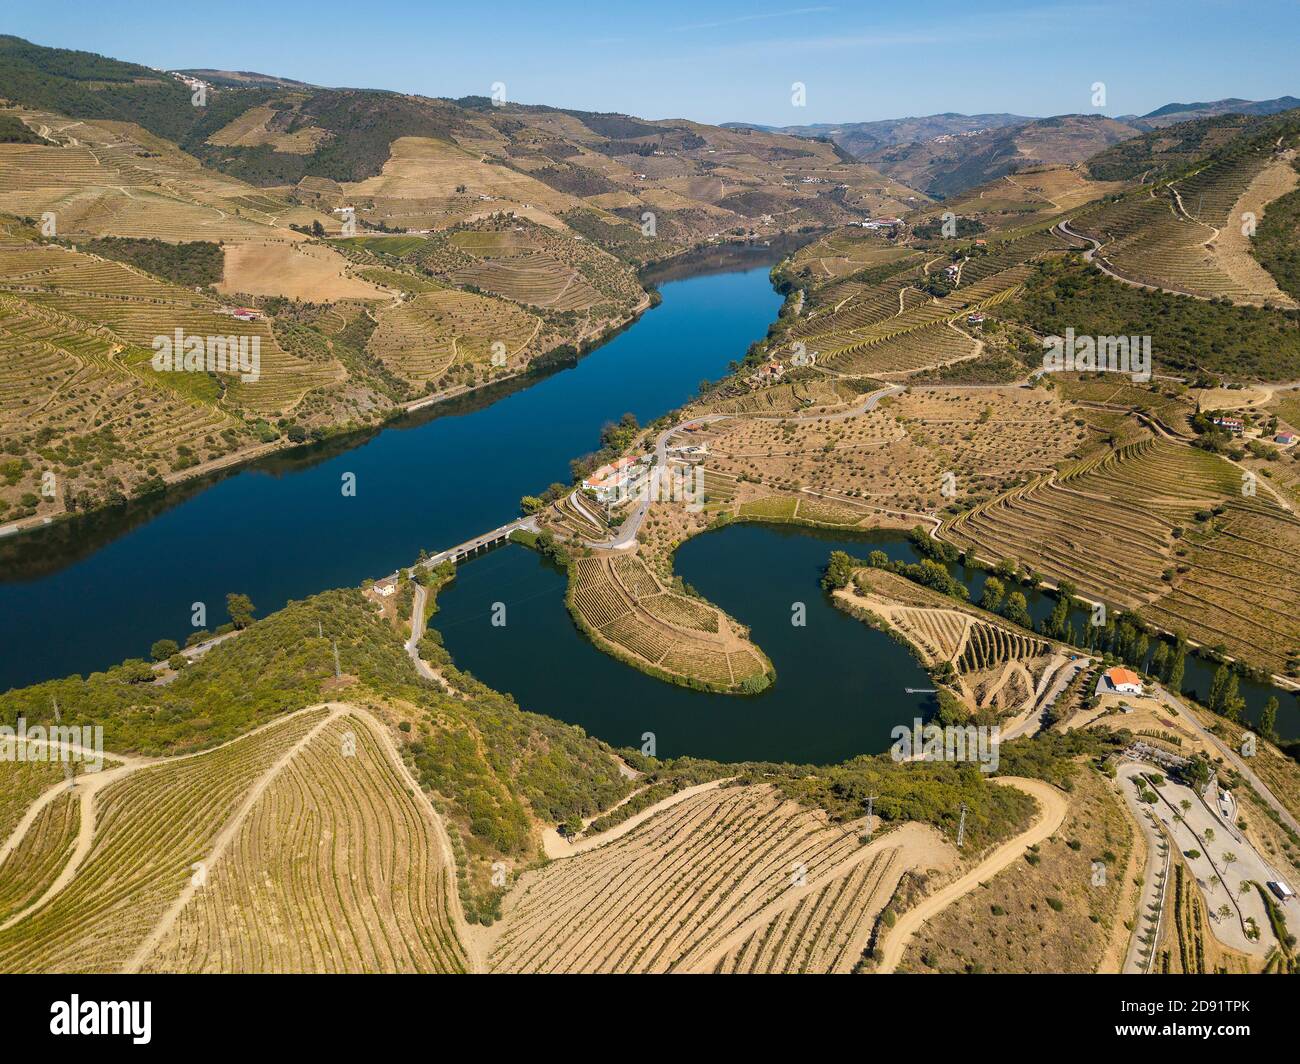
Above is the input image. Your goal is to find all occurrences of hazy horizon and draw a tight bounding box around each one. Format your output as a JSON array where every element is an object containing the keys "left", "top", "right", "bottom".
[{"left": 5, "top": 0, "right": 1299, "bottom": 127}]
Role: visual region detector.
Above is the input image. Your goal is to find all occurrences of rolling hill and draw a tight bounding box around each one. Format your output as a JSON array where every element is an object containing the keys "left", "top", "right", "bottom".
[{"left": 0, "top": 34, "right": 916, "bottom": 531}]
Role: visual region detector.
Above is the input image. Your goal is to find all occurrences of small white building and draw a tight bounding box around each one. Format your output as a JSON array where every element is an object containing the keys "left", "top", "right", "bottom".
[{"left": 1104, "top": 666, "right": 1143, "bottom": 696}]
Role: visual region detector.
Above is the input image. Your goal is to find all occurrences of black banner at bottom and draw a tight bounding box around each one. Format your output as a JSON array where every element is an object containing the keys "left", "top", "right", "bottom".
[{"left": 0, "top": 972, "right": 1286, "bottom": 1050}]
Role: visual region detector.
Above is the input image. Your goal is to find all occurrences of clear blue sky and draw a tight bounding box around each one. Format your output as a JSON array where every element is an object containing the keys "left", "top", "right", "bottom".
[{"left": 6, "top": 0, "right": 1298, "bottom": 125}]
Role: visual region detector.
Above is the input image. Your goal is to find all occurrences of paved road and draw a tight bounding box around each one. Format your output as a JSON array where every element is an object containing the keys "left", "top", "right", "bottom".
[
  {"left": 1114, "top": 772, "right": 1170, "bottom": 974},
  {"left": 1117, "top": 762, "right": 1280, "bottom": 957},
  {"left": 587, "top": 385, "right": 906, "bottom": 550},
  {"left": 1157, "top": 687, "right": 1300, "bottom": 838},
  {"left": 1001, "top": 657, "right": 1092, "bottom": 741}
]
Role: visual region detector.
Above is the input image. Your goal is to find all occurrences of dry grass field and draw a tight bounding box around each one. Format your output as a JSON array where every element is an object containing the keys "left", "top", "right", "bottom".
[
  {"left": 487, "top": 781, "right": 954, "bottom": 973},
  {"left": 0, "top": 704, "right": 468, "bottom": 973},
  {"left": 896, "top": 765, "right": 1133, "bottom": 973},
  {"left": 216, "top": 240, "right": 390, "bottom": 301}
]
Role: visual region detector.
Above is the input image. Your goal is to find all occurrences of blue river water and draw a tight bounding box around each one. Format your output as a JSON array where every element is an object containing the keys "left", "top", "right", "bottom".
[
  {"left": 2, "top": 250, "right": 1293, "bottom": 764},
  {"left": 0, "top": 257, "right": 783, "bottom": 690}
]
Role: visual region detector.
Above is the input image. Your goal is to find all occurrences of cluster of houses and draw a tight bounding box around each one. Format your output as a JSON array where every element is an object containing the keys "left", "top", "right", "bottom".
[
  {"left": 581, "top": 455, "right": 653, "bottom": 506},
  {"left": 859, "top": 217, "right": 903, "bottom": 231},
  {"left": 1208, "top": 415, "right": 1299, "bottom": 447},
  {"left": 219, "top": 306, "right": 260, "bottom": 322},
  {"left": 747, "top": 359, "right": 787, "bottom": 387}
]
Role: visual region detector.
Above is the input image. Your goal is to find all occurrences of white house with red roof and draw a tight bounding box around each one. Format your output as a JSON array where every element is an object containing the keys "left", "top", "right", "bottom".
[{"left": 1103, "top": 666, "right": 1143, "bottom": 695}]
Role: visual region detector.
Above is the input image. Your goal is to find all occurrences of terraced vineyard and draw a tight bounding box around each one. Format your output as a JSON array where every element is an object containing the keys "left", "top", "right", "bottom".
[
  {"left": 712, "top": 842, "right": 911, "bottom": 973},
  {"left": 489, "top": 783, "right": 929, "bottom": 973},
  {"left": 0, "top": 705, "right": 468, "bottom": 973},
  {"left": 1052, "top": 377, "right": 1196, "bottom": 437},
  {"left": 139, "top": 714, "right": 466, "bottom": 973},
  {"left": 568, "top": 554, "right": 769, "bottom": 691},
  {"left": 0, "top": 115, "right": 310, "bottom": 244},
  {"left": 367, "top": 287, "right": 541, "bottom": 387},
  {"left": 0, "top": 238, "right": 343, "bottom": 416},
  {"left": 814, "top": 265, "right": 1033, "bottom": 375},
  {"left": 1074, "top": 147, "right": 1297, "bottom": 306},
  {"left": 0, "top": 789, "right": 79, "bottom": 925},
  {"left": 1143, "top": 506, "right": 1300, "bottom": 673},
  {"left": 957, "top": 622, "right": 1050, "bottom": 673},
  {"left": 943, "top": 435, "right": 1300, "bottom": 673},
  {"left": 841, "top": 567, "right": 1067, "bottom": 716},
  {"left": 451, "top": 252, "right": 605, "bottom": 311}
]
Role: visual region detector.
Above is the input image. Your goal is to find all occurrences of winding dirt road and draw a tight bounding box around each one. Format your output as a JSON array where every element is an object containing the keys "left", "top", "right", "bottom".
[{"left": 873, "top": 776, "right": 1069, "bottom": 972}]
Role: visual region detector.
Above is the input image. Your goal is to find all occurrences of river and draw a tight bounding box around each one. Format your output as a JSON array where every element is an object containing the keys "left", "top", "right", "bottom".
[
  {"left": 4, "top": 248, "right": 1294, "bottom": 760},
  {"left": 0, "top": 246, "right": 786, "bottom": 690},
  {"left": 434, "top": 522, "right": 1299, "bottom": 762}
]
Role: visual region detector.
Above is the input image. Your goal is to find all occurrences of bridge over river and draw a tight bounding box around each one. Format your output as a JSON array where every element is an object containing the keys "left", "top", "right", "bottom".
[{"left": 374, "top": 516, "right": 539, "bottom": 590}]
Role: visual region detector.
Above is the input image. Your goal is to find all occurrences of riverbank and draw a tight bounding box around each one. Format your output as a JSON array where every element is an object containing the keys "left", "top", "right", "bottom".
[
  {"left": 0, "top": 290, "right": 659, "bottom": 545},
  {"left": 0, "top": 261, "right": 789, "bottom": 691}
]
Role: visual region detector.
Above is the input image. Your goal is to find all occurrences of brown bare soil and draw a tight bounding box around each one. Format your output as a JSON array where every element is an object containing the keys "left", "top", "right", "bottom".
[{"left": 216, "top": 240, "right": 389, "bottom": 301}]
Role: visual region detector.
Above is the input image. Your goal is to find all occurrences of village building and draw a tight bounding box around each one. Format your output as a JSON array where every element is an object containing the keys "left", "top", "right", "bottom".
[
  {"left": 582, "top": 455, "right": 651, "bottom": 506},
  {"left": 1103, "top": 666, "right": 1144, "bottom": 696},
  {"left": 747, "top": 359, "right": 785, "bottom": 387}
]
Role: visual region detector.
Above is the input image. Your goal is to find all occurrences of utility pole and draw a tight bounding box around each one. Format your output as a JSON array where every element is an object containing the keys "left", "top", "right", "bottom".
[
  {"left": 864, "top": 794, "right": 877, "bottom": 837},
  {"left": 956, "top": 803, "right": 968, "bottom": 849},
  {"left": 53, "top": 696, "right": 73, "bottom": 789},
  {"left": 332, "top": 639, "right": 341, "bottom": 679}
]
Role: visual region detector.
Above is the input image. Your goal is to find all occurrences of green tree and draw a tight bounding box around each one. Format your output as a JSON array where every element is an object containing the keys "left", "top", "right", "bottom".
[
  {"left": 226, "top": 592, "right": 256, "bottom": 629},
  {"left": 1208, "top": 663, "right": 1230, "bottom": 711},
  {"left": 1168, "top": 641, "right": 1186, "bottom": 690},
  {"left": 1260, "top": 696, "right": 1279, "bottom": 743},
  {"left": 1002, "top": 591, "right": 1033, "bottom": 629},
  {"left": 822, "top": 551, "right": 859, "bottom": 590},
  {"left": 979, "top": 576, "right": 1005, "bottom": 613},
  {"left": 1150, "top": 641, "right": 1169, "bottom": 680},
  {"left": 150, "top": 638, "right": 179, "bottom": 662}
]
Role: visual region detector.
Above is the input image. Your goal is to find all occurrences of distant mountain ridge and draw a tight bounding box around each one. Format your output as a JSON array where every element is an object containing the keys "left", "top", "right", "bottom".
[
  {"left": 741, "top": 96, "right": 1298, "bottom": 198},
  {"left": 1126, "top": 96, "right": 1300, "bottom": 127}
]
